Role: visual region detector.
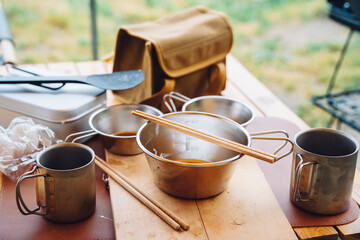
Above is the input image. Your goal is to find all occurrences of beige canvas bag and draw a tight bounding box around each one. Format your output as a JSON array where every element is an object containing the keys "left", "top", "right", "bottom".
[{"left": 108, "top": 6, "right": 233, "bottom": 111}]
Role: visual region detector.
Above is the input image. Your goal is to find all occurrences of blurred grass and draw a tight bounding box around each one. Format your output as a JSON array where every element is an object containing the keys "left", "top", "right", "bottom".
[{"left": 3, "top": 0, "right": 360, "bottom": 129}]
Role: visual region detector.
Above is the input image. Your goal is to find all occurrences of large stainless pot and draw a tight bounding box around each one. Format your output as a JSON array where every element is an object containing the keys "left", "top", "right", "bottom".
[
  {"left": 66, "top": 104, "right": 162, "bottom": 155},
  {"left": 136, "top": 111, "right": 292, "bottom": 199}
]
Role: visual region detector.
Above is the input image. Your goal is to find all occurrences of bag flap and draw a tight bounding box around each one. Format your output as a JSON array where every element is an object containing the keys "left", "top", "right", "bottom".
[{"left": 121, "top": 7, "right": 233, "bottom": 78}]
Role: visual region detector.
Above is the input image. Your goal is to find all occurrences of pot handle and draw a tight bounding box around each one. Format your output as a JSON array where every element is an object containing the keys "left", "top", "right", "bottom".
[
  {"left": 163, "top": 91, "right": 190, "bottom": 112},
  {"left": 293, "top": 154, "right": 317, "bottom": 202},
  {"left": 250, "top": 130, "right": 294, "bottom": 161},
  {"left": 16, "top": 166, "right": 48, "bottom": 216},
  {"left": 65, "top": 129, "right": 97, "bottom": 143}
]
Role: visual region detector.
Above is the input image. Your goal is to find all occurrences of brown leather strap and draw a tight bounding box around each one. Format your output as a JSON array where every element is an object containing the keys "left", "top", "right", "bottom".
[
  {"left": 108, "top": 61, "right": 226, "bottom": 110},
  {"left": 140, "top": 78, "right": 175, "bottom": 108},
  {"left": 140, "top": 61, "right": 226, "bottom": 109},
  {"left": 203, "top": 61, "right": 226, "bottom": 95}
]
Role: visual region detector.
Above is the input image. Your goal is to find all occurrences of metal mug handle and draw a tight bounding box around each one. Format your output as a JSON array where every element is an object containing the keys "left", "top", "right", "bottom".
[
  {"left": 250, "top": 130, "right": 294, "bottom": 161},
  {"left": 163, "top": 91, "right": 190, "bottom": 112},
  {"left": 293, "top": 153, "right": 317, "bottom": 202},
  {"left": 16, "top": 167, "right": 48, "bottom": 216}
]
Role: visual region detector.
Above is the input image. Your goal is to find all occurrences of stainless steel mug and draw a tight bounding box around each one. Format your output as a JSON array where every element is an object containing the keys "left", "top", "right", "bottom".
[
  {"left": 16, "top": 143, "right": 96, "bottom": 223},
  {"left": 290, "top": 128, "right": 359, "bottom": 215}
]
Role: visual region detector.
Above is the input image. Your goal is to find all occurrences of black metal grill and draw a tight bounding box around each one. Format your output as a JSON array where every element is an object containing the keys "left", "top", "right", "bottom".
[
  {"left": 313, "top": 89, "right": 360, "bottom": 131},
  {"left": 312, "top": 0, "right": 360, "bottom": 131}
]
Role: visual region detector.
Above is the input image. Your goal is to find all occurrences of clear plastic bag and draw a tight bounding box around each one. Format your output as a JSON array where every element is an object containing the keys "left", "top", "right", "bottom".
[{"left": 0, "top": 117, "right": 58, "bottom": 182}]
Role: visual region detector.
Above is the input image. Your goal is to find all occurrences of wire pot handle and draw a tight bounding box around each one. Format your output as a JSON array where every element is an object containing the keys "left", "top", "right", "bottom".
[
  {"left": 250, "top": 130, "right": 294, "bottom": 161},
  {"left": 163, "top": 91, "right": 190, "bottom": 112}
]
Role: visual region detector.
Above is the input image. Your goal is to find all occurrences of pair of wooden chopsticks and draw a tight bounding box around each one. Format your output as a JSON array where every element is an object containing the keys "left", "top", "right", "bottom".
[
  {"left": 132, "top": 110, "right": 277, "bottom": 163},
  {"left": 94, "top": 156, "right": 190, "bottom": 231}
]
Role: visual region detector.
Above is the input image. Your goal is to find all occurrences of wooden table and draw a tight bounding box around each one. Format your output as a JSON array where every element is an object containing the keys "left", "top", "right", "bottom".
[{"left": 0, "top": 55, "right": 360, "bottom": 240}]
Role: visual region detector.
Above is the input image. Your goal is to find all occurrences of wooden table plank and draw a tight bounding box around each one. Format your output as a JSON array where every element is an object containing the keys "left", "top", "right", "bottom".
[
  {"left": 352, "top": 170, "right": 360, "bottom": 205},
  {"left": 336, "top": 216, "right": 360, "bottom": 240},
  {"left": 226, "top": 55, "right": 360, "bottom": 240},
  {"left": 225, "top": 55, "right": 343, "bottom": 240},
  {"left": 226, "top": 55, "right": 311, "bottom": 239},
  {"left": 294, "top": 227, "right": 339, "bottom": 240},
  {"left": 75, "top": 61, "right": 110, "bottom": 75},
  {"left": 103, "top": 55, "right": 299, "bottom": 239},
  {"left": 106, "top": 151, "right": 298, "bottom": 239},
  {"left": 197, "top": 156, "right": 297, "bottom": 240},
  {"left": 227, "top": 57, "right": 338, "bottom": 240},
  {"left": 46, "top": 61, "right": 78, "bottom": 75},
  {"left": 336, "top": 169, "right": 360, "bottom": 240},
  {"left": 1, "top": 57, "right": 358, "bottom": 239},
  {"left": 105, "top": 151, "right": 207, "bottom": 239},
  {"left": 44, "top": 59, "right": 359, "bottom": 240}
]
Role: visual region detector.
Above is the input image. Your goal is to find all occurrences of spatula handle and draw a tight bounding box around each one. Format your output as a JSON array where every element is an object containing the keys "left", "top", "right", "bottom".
[{"left": 0, "top": 75, "right": 86, "bottom": 84}]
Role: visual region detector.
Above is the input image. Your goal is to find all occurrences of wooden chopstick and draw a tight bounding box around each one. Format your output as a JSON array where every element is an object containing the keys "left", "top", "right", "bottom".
[
  {"left": 132, "top": 110, "right": 277, "bottom": 163},
  {"left": 94, "top": 156, "right": 190, "bottom": 231}
]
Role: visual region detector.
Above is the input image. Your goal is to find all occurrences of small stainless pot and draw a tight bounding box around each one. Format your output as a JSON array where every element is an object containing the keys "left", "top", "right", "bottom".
[
  {"left": 163, "top": 92, "right": 254, "bottom": 127},
  {"left": 66, "top": 104, "right": 162, "bottom": 155},
  {"left": 136, "top": 111, "right": 292, "bottom": 199}
]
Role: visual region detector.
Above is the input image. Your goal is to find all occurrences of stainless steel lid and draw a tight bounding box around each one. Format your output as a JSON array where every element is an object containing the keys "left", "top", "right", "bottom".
[
  {"left": 0, "top": 84, "right": 105, "bottom": 123},
  {"left": 0, "top": 66, "right": 106, "bottom": 124}
]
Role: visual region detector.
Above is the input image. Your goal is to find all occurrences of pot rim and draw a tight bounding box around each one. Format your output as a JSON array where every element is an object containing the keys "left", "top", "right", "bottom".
[
  {"left": 181, "top": 95, "right": 255, "bottom": 127},
  {"left": 37, "top": 142, "right": 95, "bottom": 172},
  {"left": 294, "top": 127, "right": 359, "bottom": 158},
  {"left": 136, "top": 111, "right": 252, "bottom": 167},
  {"left": 89, "top": 103, "right": 162, "bottom": 139}
]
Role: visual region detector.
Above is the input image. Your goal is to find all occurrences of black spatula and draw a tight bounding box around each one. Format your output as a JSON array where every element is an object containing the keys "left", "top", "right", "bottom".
[{"left": 0, "top": 70, "right": 145, "bottom": 90}]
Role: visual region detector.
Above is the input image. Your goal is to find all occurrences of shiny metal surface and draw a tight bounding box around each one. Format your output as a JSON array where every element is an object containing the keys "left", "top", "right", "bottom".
[
  {"left": 0, "top": 70, "right": 145, "bottom": 91},
  {"left": 137, "top": 111, "right": 250, "bottom": 199},
  {"left": 16, "top": 143, "right": 96, "bottom": 223},
  {"left": 89, "top": 104, "right": 162, "bottom": 155},
  {"left": 290, "top": 128, "right": 359, "bottom": 215},
  {"left": 0, "top": 67, "right": 106, "bottom": 141},
  {"left": 182, "top": 95, "right": 255, "bottom": 127}
]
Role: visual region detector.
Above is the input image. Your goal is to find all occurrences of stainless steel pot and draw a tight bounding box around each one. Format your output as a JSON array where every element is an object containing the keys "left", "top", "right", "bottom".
[
  {"left": 163, "top": 92, "right": 254, "bottom": 127},
  {"left": 136, "top": 111, "right": 292, "bottom": 199},
  {"left": 66, "top": 104, "right": 162, "bottom": 155}
]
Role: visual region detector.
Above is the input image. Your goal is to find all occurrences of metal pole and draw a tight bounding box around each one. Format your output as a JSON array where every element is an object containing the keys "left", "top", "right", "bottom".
[
  {"left": 326, "top": 28, "right": 354, "bottom": 95},
  {"left": 90, "top": 0, "right": 98, "bottom": 60}
]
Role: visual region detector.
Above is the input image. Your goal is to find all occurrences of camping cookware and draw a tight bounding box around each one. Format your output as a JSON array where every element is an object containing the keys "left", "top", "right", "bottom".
[
  {"left": 164, "top": 92, "right": 254, "bottom": 127},
  {"left": 66, "top": 104, "right": 162, "bottom": 155},
  {"left": 16, "top": 143, "right": 96, "bottom": 223},
  {"left": 136, "top": 111, "right": 292, "bottom": 199},
  {"left": 290, "top": 128, "right": 359, "bottom": 215}
]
